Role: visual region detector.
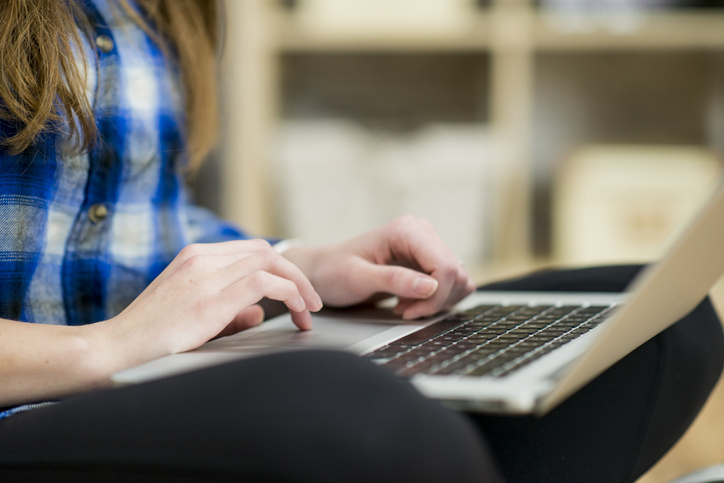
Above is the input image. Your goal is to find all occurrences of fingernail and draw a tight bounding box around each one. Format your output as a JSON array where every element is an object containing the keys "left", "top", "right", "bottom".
[
  {"left": 297, "top": 295, "right": 306, "bottom": 312},
  {"left": 315, "top": 292, "right": 323, "bottom": 311},
  {"left": 412, "top": 278, "right": 438, "bottom": 297}
]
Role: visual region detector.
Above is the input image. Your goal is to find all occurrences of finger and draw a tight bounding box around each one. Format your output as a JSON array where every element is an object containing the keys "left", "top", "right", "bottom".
[
  {"left": 215, "top": 248, "right": 323, "bottom": 313},
  {"left": 382, "top": 218, "right": 467, "bottom": 318},
  {"left": 401, "top": 268, "right": 471, "bottom": 319},
  {"left": 388, "top": 246, "right": 471, "bottom": 319},
  {"left": 233, "top": 304, "right": 266, "bottom": 330},
  {"left": 438, "top": 266, "right": 475, "bottom": 309},
  {"left": 214, "top": 304, "right": 265, "bottom": 338},
  {"left": 218, "top": 272, "right": 312, "bottom": 330},
  {"left": 382, "top": 216, "right": 459, "bottom": 277},
  {"left": 405, "top": 267, "right": 456, "bottom": 319},
  {"left": 290, "top": 309, "right": 313, "bottom": 331},
  {"left": 402, "top": 266, "right": 475, "bottom": 319},
  {"left": 352, "top": 261, "right": 440, "bottom": 301},
  {"left": 393, "top": 297, "right": 416, "bottom": 316}
]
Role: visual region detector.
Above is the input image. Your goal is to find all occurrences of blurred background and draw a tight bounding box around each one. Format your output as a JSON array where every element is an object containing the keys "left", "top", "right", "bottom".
[{"left": 192, "top": 1, "right": 724, "bottom": 480}]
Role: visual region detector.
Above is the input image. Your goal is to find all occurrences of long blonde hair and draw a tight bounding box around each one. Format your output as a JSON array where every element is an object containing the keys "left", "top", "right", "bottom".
[{"left": 0, "top": 0, "right": 220, "bottom": 171}]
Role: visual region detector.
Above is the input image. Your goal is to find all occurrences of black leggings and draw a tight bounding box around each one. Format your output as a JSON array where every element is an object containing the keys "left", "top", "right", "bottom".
[{"left": 0, "top": 265, "right": 722, "bottom": 483}]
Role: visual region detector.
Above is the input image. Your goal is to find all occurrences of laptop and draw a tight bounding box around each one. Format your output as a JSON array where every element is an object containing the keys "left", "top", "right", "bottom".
[{"left": 113, "top": 180, "right": 724, "bottom": 416}]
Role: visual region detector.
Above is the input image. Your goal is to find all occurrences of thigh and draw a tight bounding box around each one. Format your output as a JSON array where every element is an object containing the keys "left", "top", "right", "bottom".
[
  {"left": 473, "top": 265, "right": 724, "bottom": 483},
  {"left": 0, "top": 350, "right": 502, "bottom": 483}
]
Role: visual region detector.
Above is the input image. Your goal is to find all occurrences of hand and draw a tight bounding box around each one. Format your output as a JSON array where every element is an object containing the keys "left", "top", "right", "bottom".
[
  {"left": 104, "top": 239, "right": 323, "bottom": 367},
  {"left": 283, "top": 216, "right": 476, "bottom": 320}
]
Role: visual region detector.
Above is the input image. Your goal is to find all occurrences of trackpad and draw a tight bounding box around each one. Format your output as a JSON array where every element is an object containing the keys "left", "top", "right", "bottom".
[{"left": 196, "top": 311, "right": 401, "bottom": 352}]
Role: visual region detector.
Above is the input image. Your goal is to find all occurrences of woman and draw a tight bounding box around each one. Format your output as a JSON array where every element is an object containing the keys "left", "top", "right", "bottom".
[{"left": 0, "top": 1, "right": 721, "bottom": 482}]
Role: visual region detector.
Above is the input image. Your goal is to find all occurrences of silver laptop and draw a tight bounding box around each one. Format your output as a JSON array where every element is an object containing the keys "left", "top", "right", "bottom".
[{"left": 113, "top": 181, "right": 724, "bottom": 416}]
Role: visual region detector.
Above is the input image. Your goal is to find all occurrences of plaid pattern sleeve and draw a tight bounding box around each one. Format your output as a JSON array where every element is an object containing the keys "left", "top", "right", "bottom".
[{"left": 0, "top": 0, "right": 249, "bottom": 327}]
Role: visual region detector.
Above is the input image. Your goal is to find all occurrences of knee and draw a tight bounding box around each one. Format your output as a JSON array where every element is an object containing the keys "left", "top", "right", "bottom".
[
  {"left": 236, "top": 350, "right": 503, "bottom": 483},
  {"left": 664, "top": 296, "right": 724, "bottom": 393}
]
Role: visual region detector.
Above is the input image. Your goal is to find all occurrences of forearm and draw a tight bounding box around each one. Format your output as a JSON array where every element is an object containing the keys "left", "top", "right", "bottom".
[
  {"left": 0, "top": 240, "right": 326, "bottom": 407},
  {"left": 0, "top": 318, "right": 118, "bottom": 407}
]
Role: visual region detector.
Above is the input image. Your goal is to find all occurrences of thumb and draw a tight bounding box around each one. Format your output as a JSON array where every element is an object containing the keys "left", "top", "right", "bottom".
[{"left": 358, "top": 262, "right": 439, "bottom": 300}]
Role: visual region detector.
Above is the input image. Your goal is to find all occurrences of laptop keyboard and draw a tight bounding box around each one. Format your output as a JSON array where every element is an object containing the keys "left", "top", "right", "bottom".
[{"left": 366, "top": 303, "right": 615, "bottom": 378}]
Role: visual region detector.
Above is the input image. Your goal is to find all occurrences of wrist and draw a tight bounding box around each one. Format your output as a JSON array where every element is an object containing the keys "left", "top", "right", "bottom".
[
  {"left": 77, "top": 320, "right": 126, "bottom": 384},
  {"left": 272, "top": 238, "right": 304, "bottom": 255},
  {"left": 80, "top": 315, "right": 160, "bottom": 383},
  {"left": 281, "top": 244, "right": 330, "bottom": 287}
]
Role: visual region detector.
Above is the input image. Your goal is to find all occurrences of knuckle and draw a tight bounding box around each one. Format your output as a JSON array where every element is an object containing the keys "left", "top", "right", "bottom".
[
  {"left": 252, "top": 238, "right": 272, "bottom": 250},
  {"left": 384, "top": 268, "right": 402, "bottom": 287},
  {"left": 243, "top": 273, "right": 267, "bottom": 299},
  {"left": 179, "top": 254, "right": 205, "bottom": 273},
  {"left": 440, "top": 263, "right": 458, "bottom": 280},
  {"left": 257, "top": 246, "right": 280, "bottom": 265},
  {"left": 387, "top": 216, "right": 418, "bottom": 243},
  {"left": 179, "top": 243, "right": 202, "bottom": 260},
  {"left": 391, "top": 214, "right": 417, "bottom": 231},
  {"left": 418, "top": 217, "right": 434, "bottom": 229},
  {"left": 282, "top": 278, "right": 298, "bottom": 295},
  {"left": 246, "top": 271, "right": 268, "bottom": 286}
]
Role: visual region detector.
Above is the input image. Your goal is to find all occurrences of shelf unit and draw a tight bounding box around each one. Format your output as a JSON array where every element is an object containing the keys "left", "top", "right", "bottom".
[{"left": 219, "top": 0, "right": 724, "bottom": 269}]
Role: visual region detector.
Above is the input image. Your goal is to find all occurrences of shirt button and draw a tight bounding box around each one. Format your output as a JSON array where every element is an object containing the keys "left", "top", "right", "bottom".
[
  {"left": 95, "top": 35, "right": 114, "bottom": 53},
  {"left": 88, "top": 204, "right": 108, "bottom": 223}
]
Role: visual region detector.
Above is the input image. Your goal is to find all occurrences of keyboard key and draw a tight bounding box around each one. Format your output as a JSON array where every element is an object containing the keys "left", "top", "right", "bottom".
[
  {"left": 468, "top": 333, "right": 498, "bottom": 341},
  {"left": 460, "top": 305, "right": 497, "bottom": 317},
  {"left": 477, "top": 316, "right": 505, "bottom": 324},
  {"left": 432, "top": 361, "right": 471, "bottom": 376},
  {"left": 481, "top": 328, "right": 508, "bottom": 335},
  {"left": 580, "top": 305, "right": 608, "bottom": 314},
  {"left": 464, "top": 350, "right": 495, "bottom": 361},
  {"left": 454, "top": 341, "right": 481, "bottom": 349},
  {"left": 398, "top": 359, "right": 441, "bottom": 377},
  {"left": 508, "top": 327, "right": 539, "bottom": 335},
  {"left": 390, "top": 318, "right": 468, "bottom": 346},
  {"left": 366, "top": 346, "right": 407, "bottom": 360},
  {"left": 515, "top": 340, "right": 546, "bottom": 349},
  {"left": 445, "top": 345, "right": 471, "bottom": 355},
  {"left": 464, "top": 357, "right": 511, "bottom": 377},
  {"left": 528, "top": 332, "right": 556, "bottom": 341}
]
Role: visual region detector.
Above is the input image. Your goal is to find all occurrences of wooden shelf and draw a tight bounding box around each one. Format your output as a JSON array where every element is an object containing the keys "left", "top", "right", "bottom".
[
  {"left": 271, "top": 8, "right": 724, "bottom": 53},
  {"left": 220, "top": 0, "right": 724, "bottom": 266},
  {"left": 535, "top": 11, "right": 724, "bottom": 52},
  {"left": 272, "top": 11, "right": 494, "bottom": 52}
]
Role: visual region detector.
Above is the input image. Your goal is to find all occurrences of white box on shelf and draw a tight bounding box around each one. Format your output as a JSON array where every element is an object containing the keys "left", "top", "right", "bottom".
[
  {"left": 271, "top": 120, "right": 377, "bottom": 246},
  {"left": 293, "top": 0, "right": 477, "bottom": 37},
  {"left": 271, "top": 120, "right": 497, "bottom": 269},
  {"left": 553, "top": 145, "right": 722, "bottom": 265},
  {"left": 369, "top": 124, "right": 496, "bottom": 268}
]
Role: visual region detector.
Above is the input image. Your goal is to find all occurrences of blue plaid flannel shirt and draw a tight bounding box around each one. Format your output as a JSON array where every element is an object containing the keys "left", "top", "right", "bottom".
[{"left": 0, "top": 0, "right": 249, "bottom": 330}]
